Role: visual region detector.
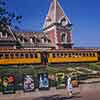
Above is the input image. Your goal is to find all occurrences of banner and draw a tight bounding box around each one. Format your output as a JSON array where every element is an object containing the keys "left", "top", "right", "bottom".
[
  {"left": 56, "top": 73, "right": 65, "bottom": 89},
  {"left": 38, "top": 73, "right": 49, "bottom": 90},
  {"left": 23, "top": 74, "right": 35, "bottom": 92},
  {"left": 2, "top": 75, "right": 15, "bottom": 94}
]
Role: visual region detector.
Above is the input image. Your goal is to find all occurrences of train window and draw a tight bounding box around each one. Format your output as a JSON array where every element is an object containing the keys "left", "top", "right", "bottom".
[
  {"left": 15, "top": 53, "right": 19, "bottom": 58},
  {"left": 64, "top": 53, "right": 67, "bottom": 57},
  {"left": 88, "top": 52, "right": 92, "bottom": 57},
  {"left": 61, "top": 53, "right": 63, "bottom": 57},
  {"left": 57, "top": 53, "right": 59, "bottom": 57},
  {"left": 75, "top": 53, "right": 79, "bottom": 57},
  {"left": 35, "top": 53, "right": 37, "bottom": 58},
  {"left": 10, "top": 53, "right": 14, "bottom": 58},
  {"left": 78, "top": 53, "right": 80, "bottom": 56},
  {"left": 68, "top": 53, "right": 71, "bottom": 57},
  {"left": 83, "top": 53, "right": 86, "bottom": 56},
  {"left": 5, "top": 53, "right": 9, "bottom": 59},
  {"left": 72, "top": 53, "right": 74, "bottom": 56},
  {"left": 0, "top": 53, "right": 3, "bottom": 58},
  {"left": 25, "top": 53, "right": 29, "bottom": 58},
  {"left": 93, "top": 53, "right": 95, "bottom": 56},
  {"left": 86, "top": 53, "right": 89, "bottom": 56},
  {"left": 76, "top": 53, "right": 78, "bottom": 56},
  {"left": 20, "top": 53, "right": 24, "bottom": 58},
  {"left": 53, "top": 53, "right": 55, "bottom": 58},
  {"left": 30, "top": 53, "right": 33, "bottom": 58}
]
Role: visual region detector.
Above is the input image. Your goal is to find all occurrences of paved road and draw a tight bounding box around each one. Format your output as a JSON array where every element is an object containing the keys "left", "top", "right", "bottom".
[{"left": 0, "top": 83, "right": 100, "bottom": 100}]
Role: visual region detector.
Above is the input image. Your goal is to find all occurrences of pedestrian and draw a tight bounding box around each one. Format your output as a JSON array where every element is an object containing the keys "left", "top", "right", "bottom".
[{"left": 67, "top": 75, "right": 73, "bottom": 97}]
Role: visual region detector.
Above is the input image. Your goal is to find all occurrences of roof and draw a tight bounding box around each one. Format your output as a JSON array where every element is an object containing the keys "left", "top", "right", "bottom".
[
  {"left": 43, "top": 0, "right": 71, "bottom": 29},
  {"left": 14, "top": 31, "right": 54, "bottom": 48}
]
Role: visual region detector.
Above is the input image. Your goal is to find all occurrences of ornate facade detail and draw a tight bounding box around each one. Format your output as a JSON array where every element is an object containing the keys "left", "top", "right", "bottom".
[
  {"left": 43, "top": 0, "right": 73, "bottom": 49},
  {"left": 0, "top": 0, "right": 73, "bottom": 49}
]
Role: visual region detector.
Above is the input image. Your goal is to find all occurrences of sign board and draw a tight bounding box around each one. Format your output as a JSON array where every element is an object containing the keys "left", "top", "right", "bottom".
[
  {"left": 38, "top": 73, "right": 49, "bottom": 90},
  {"left": 56, "top": 73, "right": 65, "bottom": 89},
  {"left": 2, "top": 75, "right": 15, "bottom": 94},
  {"left": 23, "top": 74, "right": 35, "bottom": 92}
]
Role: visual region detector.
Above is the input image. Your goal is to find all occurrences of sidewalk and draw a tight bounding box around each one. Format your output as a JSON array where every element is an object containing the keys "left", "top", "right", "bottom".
[
  {"left": 0, "top": 78, "right": 100, "bottom": 100},
  {"left": 0, "top": 87, "right": 81, "bottom": 100}
]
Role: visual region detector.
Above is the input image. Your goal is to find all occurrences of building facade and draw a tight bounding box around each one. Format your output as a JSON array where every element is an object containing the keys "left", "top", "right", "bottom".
[{"left": 0, "top": 0, "right": 73, "bottom": 49}]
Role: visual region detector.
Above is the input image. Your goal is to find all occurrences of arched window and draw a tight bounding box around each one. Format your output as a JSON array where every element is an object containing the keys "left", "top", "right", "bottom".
[
  {"left": 42, "top": 38, "right": 44, "bottom": 43},
  {"left": 33, "top": 37, "right": 37, "bottom": 43},
  {"left": 61, "top": 33, "right": 66, "bottom": 42},
  {"left": 2, "top": 32, "right": 7, "bottom": 38}
]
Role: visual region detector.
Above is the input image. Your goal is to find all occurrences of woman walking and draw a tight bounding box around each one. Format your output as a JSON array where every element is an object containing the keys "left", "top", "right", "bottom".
[{"left": 67, "top": 75, "right": 73, "bottom": 97}]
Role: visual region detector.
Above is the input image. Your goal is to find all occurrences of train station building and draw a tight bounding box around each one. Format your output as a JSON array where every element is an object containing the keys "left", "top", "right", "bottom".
[{"left": 0, "top": 0, "right": 73, "bottom": 49}]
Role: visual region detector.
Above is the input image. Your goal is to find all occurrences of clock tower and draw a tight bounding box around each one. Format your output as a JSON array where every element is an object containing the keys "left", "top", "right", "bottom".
[{"left": 43, "top": 0, "right": 73, "bottom": 49}]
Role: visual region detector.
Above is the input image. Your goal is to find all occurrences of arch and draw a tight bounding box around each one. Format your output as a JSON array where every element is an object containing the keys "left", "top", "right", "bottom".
[{"left": 61, "top": 32, "right": 66, "bottom": 42}]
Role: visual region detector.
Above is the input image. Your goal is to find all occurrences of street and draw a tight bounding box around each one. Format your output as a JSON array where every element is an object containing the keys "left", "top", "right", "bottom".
[{"left": 0, "top": 83, "right": 100, "bottom": 100}]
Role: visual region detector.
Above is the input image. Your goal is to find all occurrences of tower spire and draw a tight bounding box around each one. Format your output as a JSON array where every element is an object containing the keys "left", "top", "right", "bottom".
[
  {"left": 43, "top": 0, "right": 71, "bottom": 29},
  {"left": 43, "top": 0, "right": 73, "bottom": 49}
]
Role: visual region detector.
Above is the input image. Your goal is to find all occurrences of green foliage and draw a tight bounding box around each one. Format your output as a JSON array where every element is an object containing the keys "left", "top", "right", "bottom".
[
  {"left": 88, "top": 63, "right": 100, "bottom": 70},
  {"left": 0, "top": 0, "right": 22, "bottom": 32}
]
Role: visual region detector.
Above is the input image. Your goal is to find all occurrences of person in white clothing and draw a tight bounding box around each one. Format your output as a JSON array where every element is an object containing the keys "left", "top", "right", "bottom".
[{"left": 67, "top": 75, "right": 73, "bottom": 97}]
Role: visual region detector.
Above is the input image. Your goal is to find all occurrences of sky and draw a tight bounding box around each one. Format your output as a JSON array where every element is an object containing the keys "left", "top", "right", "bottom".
[{"left": 7, "top": 0, "right": 100, "bottom": 47}]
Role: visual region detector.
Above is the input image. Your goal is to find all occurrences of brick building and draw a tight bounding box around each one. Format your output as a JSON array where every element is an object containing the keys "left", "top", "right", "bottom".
[{"left": 0, "top": 0, "right": 73, "bottom": 49}]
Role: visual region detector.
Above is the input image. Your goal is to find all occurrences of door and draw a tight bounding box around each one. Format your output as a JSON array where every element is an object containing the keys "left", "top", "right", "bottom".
[{"left": 41, "top": 52, "right": 48, "bottom": 65}]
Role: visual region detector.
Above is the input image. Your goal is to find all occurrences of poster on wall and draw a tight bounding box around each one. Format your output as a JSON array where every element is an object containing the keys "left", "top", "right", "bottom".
[
  {"left": 38, "top": 73, "right": 49, "bottom": 90},
  {"left": 56, "top": 73, "right": 65, "bottom": 89},
  {"left": 23, "top": 74, "right": 35, "bottom": 92},
  {"left": 2, "top": 75, "right": 15, "bottom": 94}
]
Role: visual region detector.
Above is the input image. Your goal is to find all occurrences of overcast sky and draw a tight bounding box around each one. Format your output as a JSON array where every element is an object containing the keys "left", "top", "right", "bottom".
[{"left": 7, "top": 0, "right": 100, "bottom": 47}]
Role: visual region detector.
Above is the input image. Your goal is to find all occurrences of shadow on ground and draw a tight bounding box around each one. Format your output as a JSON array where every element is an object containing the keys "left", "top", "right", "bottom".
[{"left": 34, "top": 94, "right": 82, "bottom": 100}]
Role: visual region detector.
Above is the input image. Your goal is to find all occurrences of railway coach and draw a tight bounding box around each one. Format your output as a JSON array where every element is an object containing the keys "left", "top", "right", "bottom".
[{"left": 0, "top": 48, "right": 99, "bottom": 65}]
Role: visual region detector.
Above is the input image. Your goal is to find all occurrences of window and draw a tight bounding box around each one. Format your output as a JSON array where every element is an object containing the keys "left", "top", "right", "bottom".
[
  {"left": 30, "top": 53, "right": 34, "bottom": 58},
  {"left": 5, "top": 53, "right": 9, "bottom": 59},
  {"left": 86, "top": 53, "right": 89, "bottom": 56},
  {"left": 10, "top": 53, "right": 14, "bottom": 58},
  {"left": 83, "top": 53, "right": 86, "bottom": 56},
  {"left": 61, "top": 53, "right": 64, "bottom": 57},
  {"left": 79, "top": 53, "right": 81, "bottom": 57},
  {"left": 68, "top": 53, "right": 71, "bottom": 57},
  {"left": 52, "top": 53, "right": 56, "bottom": 58},
  {"left": 64, "top": 53, "right": 68, "bottom": 57},
  {"left": 88, "top": 53, "right": 91, "bottom": 56},
  {"left": 25, "top": 53, "right": 29, "bottom": 58},
  {"left": 57, "top": 53, "right": 59, "bottom": 57},
  {"left": 20, "top": 53, "right": 24, "bottom": 58},
  {"left": 35, "top": 54, "right": 37, "bottom": 58},
  {"left": 0, "top": 53, "right": 3, "bottom": 59},
  {"left": 15, "top": 53, "right": 19, "bottom": 58},
  {"left": 33, "top": 37, "right": 37, "bottom": 43},
  {"left": 93, "top": 53, "right": 96, "bottom": 57},
  {"left": 61, "top": 33, "right": 66, "bottom": 42}
]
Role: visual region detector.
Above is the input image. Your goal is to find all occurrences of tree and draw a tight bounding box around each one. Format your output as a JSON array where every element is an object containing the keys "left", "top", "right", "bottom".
[{"left": 0, "top": 0, "right": 22, "bottom": 33}]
